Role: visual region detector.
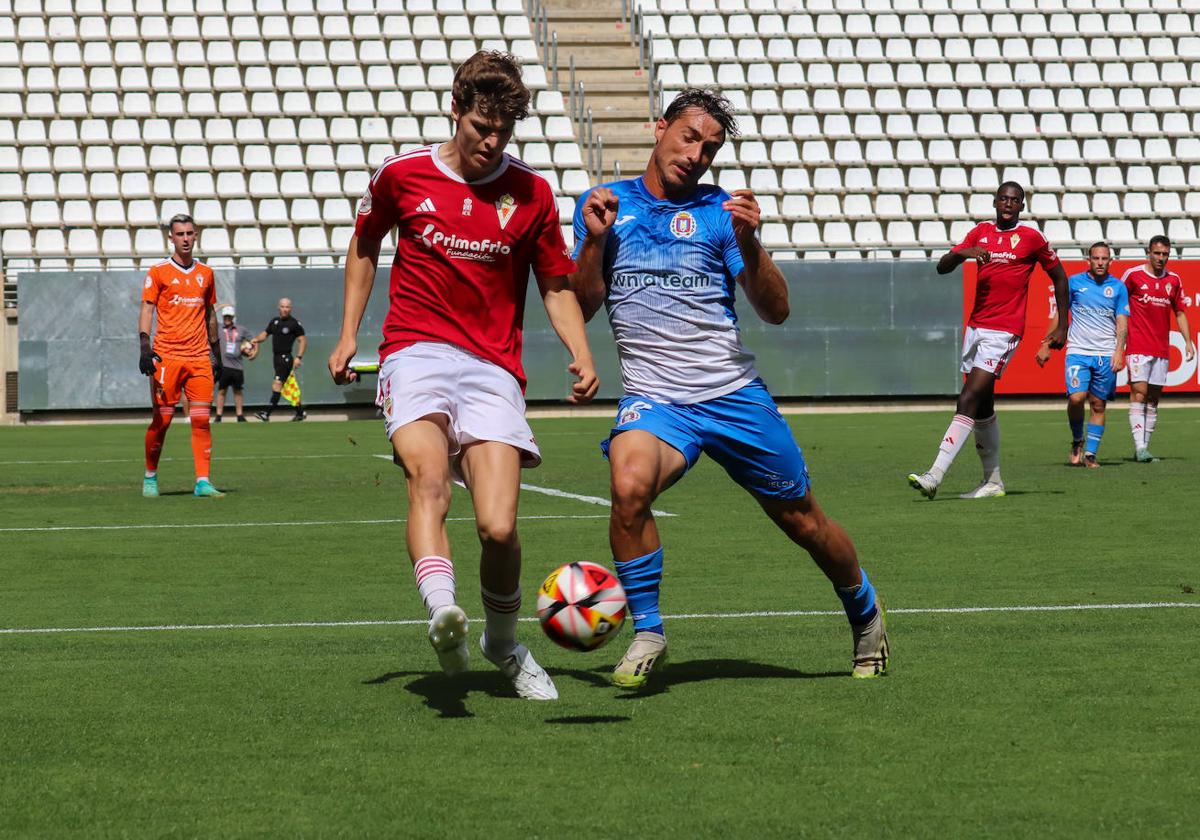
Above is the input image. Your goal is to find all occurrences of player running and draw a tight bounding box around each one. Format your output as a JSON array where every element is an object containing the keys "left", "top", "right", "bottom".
[
  {"left": 908, "top": 182, "right": 1069, "bottom": 499},
  {"left": 570, "top": 88, "right": 888, "bottom": 688},
  {"left": 138, "top": 213, "right": 223, "bottom": 498},
  {"left": 327, "top": 51, "right": 598, "bottom": 701},
  {"left": 1121, "top": 235, "right": 1195, "bottom": 462},
  {"left": 1034, "top": 242, "right": 1128, "bottom": 468}
]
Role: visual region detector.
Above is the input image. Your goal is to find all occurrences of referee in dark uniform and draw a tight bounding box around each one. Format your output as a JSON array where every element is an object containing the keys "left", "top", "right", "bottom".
[{"left": 251, "top": 297, "right": 307, "bottom": 421}]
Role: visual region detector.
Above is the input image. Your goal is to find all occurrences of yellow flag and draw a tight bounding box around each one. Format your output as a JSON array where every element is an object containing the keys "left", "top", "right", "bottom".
[{"left": 280, "top": 373, "right": 302, "bottom": 406}]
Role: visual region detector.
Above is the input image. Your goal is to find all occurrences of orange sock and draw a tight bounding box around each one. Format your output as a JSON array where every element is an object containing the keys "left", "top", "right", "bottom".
[
  {"left": 189, "top": 404, "right": 213, "bottom": 479},
  {"left": 145, "top": 405, "right": 175, "bottom": 473}
]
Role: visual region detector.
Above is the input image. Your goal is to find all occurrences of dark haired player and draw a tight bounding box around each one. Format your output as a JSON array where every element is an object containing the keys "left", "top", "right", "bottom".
[
  {"left": 908, "top": 182, "right": 1069, "bottom": 499},
  {"left": 1121, "top": 235, "right": 1195, "bottom": 461},
  {"left": 571, "top": 87, "right": 889, "bottom": 688}
]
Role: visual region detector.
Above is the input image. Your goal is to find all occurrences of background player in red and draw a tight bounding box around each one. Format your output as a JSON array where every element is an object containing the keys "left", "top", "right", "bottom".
[
  {"left": 327, "top": 51, "right": 598, "bottom": 700},
  {"left": 1121, "top": 235, "right": 1195, "bottom": 462},
  {"left": 908, "top": 182, "right": 1070, "bottom": 499},
  {"left": 138, "top": 214, "right": 223, "bottom": 498}
]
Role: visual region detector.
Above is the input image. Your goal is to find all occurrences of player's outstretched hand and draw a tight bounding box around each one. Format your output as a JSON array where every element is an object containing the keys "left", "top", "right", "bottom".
[
  {"left": 723, "top": 189, "right": 761, "bottom": 239},
  {"left": 328, "top": 336, "right": 359, "bottom": 384},
  {"left": 582, "top": 188, "right": 619, "bottom": 238},
  {"left": 959, "top": 246, "right": 991, "bottom": 264},
  {"left": 567, "top": 356, "right": 598, "bottom": 405}
]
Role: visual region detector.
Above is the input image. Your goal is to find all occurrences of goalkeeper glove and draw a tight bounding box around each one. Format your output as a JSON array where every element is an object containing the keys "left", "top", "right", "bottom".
[{"left": 138, "top": 332, "right": 160, "bottom": 376}]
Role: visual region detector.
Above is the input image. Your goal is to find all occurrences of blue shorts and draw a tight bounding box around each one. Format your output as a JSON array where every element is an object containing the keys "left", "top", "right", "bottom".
[
  {"left": 1065, "top": 353, "right": 1116, "bottom": 401},
  {"left": 600, "top": 379, "right": 810, "bottom": 499}
]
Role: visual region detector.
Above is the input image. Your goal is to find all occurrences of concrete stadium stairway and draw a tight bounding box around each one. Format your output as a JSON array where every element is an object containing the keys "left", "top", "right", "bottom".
[{"left": 530, "top": 0, "right": 657, "bottom": 182}]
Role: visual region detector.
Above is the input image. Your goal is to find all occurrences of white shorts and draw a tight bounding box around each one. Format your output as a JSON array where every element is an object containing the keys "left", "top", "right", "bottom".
[
  {"left": 1126, "top": 354, "right": 1169, "bottom": 387},
  {"left": 377, "top": 342, "right": 541, "bottom": 468},
  {"left": 960, "top": 326, "right": 1021, "bottom": 379}
]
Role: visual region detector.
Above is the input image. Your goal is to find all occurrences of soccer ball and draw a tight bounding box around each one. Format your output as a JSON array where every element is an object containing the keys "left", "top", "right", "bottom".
[{"left": 537, "top": 562, "right": 627, "bottom": 651}]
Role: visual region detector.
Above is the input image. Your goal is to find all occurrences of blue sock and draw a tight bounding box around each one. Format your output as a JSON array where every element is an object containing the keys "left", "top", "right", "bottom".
[
  {"left": 1069, "top": 417, "right": 1084, "bottom": 442},
  {"left": 1085, "top": 423, "right": 1104, "bottom": 455},
  {"left": 835, "top": 567, "right": 878, "bottom": 626},
  {"left": 614, "top": 547, "right": 665, "bottom": 635}
]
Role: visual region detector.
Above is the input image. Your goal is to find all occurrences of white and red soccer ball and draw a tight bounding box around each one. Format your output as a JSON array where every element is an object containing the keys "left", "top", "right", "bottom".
[{"left": 537, "top": 562, "right": 627, "bottom": 651}]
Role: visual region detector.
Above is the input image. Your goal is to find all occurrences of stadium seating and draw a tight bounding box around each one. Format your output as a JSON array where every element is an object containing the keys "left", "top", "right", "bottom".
[
  {"left": 4, "top": 0, "right": 1200, "bottom": 267},
  {"left": 0, "top": 0, "right": 582, "bottom": 268},
  {"left": 643, "top": 0, "right": 1200, "bottom": 258}
]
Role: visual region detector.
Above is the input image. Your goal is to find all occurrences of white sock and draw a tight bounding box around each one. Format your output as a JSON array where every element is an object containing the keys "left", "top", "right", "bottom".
[
  {"left": 974, "top": 413, "right": 1002, "bottom": 484},
  {"left": 1129, "top": 403, "right": 1146, "bottom": 449},
  {"left": 145, "top": 470, "right": 156, "bottom": 478},
  {"left": 1145, "top": 404, "right": 1158, "bottom": 448},
  {"left": 929, "top": 414, "right": 975, "bottom": 483},
  {"left": 196, "top": 476, "right": 208, "bottom": 483},
  {"left": 413, "top": 556, "right": 456, "bottom": 620},
  {"left": 481, "top": 586, "right": 521, "bottom": 654}
]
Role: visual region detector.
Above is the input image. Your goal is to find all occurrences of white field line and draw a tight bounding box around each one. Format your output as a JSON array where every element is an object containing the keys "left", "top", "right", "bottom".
[
  {"left": 0, "top": 514, "right": 609, "bottom": 534},
  {"left": 0, "top": 453, "right": 372, "bottom": 466},
  {"left": 372, "top": 454, "right": 676, "bottom": 517},
  {"left": 1, "top": 601, "right": 1195, "bottom": 636}
]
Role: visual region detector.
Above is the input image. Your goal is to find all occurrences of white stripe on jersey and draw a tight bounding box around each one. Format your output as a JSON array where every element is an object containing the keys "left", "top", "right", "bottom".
[{"left": 370, "top": 146, "right": 432, "bottom": 185}]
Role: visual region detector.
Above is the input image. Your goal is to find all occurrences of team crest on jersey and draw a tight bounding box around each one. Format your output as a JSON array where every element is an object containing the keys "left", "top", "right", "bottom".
[
  {"left": 144, "top": 277, "right": 152, "bottom": 288},
  {"left": 1010, "top": 233, "right": 1020, "bottom": 248},
  {"left": 357, "top": 188, "right": 372, "bottom": 215},
  {"left": 382, "top": 395, "right": 393, "bottom": 417},
  {"left": 1166, "top": 283, "right": 1173, "bottom": 295},
  {"left": 496, "top": 194, "right": 517, "bottom": 229},
  {"left": 670, "top": 210, "right": 697, "bottom": 239},
  {"left": 462, "top": 198, "right": 473, "bottom": 216},
  {"left": 1104, "top": 286, "right": 1114, "bottom": 298}
]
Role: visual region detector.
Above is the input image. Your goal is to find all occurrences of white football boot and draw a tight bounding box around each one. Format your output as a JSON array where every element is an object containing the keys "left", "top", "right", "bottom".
[
  {"left": 480, "top": 635, "right": 558, "bottom": 700},
  {"left": 851, "top": 603, "right": 889, "bottom": 679},
  {"left": 906, "top": 472, "right": 938, "bottom": 499},
  {"left": 428, "top": 605, "right": 470, "bottom": 676},
  {"left": 612, "top": 631, "right": 669, "bottom": 689},
  {"left": 958, "top": 480, "right": 1006, "bottom": 499}
]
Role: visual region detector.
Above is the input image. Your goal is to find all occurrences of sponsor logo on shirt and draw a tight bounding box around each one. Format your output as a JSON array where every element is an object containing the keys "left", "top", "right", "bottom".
[
  {"left": 614, "top": 215, "right": 636, "bottom": 227},
  {"left": 670, "top": 210, "right": 697, "bottom": 239},
  {"left": 611, "top": 271, "right": 713, "bottom": 289},
  {"left": 416, "top": 197, "right": 437, "bottom": 213},
  {"left": 415, "top": 223, "right": 512, "bottom": 262},
  {"left": 166, "top": 294, "right": 206, "bottom": 307}
]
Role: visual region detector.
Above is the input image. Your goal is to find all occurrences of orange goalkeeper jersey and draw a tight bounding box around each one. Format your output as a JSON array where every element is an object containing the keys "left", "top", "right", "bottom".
[{"left": 141, "top": 258, "right": 216, "bottom": 360}]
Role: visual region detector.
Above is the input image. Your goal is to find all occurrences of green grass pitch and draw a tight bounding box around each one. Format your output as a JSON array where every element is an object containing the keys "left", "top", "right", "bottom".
[{"left": 1, "top": 408, "right": 1197, "bottom": 837}]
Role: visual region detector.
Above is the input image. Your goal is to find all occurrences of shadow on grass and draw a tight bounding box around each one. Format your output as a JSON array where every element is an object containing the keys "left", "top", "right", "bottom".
[
  {"left": 544, "top": 715, "right": 630, "bottom": 725},
  {"left": 365, "top": 670, "right": 524, "bottom": 719},
  {"left": 606, "top": 658, "right": 845, "bottom": 698}
]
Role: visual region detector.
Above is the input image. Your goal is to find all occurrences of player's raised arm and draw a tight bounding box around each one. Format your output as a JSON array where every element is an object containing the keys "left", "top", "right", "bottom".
[
  {"left": 569, "top": 187, "right": 619, "bottom": 321},
  {"left": 329, "top": 234, "right": 381, "bottom": 384},
  {"left": 725, "top": 189, "right": 788, "bottom": 324},
  {"left": 538, "top": 274, "right": 598, "bottom": 404}
]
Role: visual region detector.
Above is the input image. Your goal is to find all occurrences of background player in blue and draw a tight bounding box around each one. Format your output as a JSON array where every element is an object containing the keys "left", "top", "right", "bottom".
[
  {"left": 569, "top": 88, "right": 889, "bottom": 687},
  {"left": 1035, "top": 241, "right": 1129, "bottom": 467}
]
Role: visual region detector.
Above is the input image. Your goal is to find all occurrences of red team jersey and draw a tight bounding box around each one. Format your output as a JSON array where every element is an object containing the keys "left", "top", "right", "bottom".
[
  {"left": 1122, "top": 265, "right": 1185, "bottom": 358},
  {"left": 954, "top": 220, "right": 1061, "bottom": 337},
  {"left": 354, "top": 144, "right": 575, "bottom": 388}
]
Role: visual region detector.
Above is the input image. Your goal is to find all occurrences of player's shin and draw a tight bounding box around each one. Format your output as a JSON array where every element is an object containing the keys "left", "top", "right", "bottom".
[
  {"left": 834, "top": 567, "right": 878, "bottom": 626},
  {"left": 1144, "top": 405, "right": 1158, "bottom": 448},
  {"left": 189, "top": 405, "right": 213, "bottom": 480},
  {"left": 481, "top": 586, "right": 521, "bottom": 655},
  {"left": 1085, "top": 423, "right": 1105, "bottom": 456},
  {"left": 1129, "top": 402, "right": 1146, "bottom": 450},
  {"left": 144, "top": 405, "right": 175, "bottom": 473},
  {"left": 928, "top": 414, "right": 975, "bottom": 482},
  {"left": 414, "top": 555, "right": 456, "bottom": 619},
  {"left": 973, "top": 414, "right": 1001, "bottom": 484},
  {"left": 614, "top": 546, "right": 665, "bottom": 635}
]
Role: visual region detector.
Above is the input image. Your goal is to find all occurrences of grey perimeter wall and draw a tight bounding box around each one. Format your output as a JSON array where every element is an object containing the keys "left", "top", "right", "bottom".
[{"left": 17, "top": 260, "right": 962, "bottom": 411}]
